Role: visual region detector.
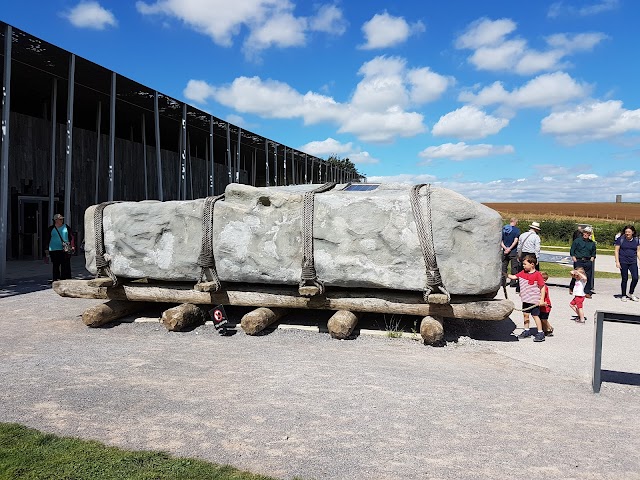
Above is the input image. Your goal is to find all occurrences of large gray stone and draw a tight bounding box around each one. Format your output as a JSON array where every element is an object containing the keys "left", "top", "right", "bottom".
[{"left": 85, "top": 183, "right": 502, "bottom": 296}]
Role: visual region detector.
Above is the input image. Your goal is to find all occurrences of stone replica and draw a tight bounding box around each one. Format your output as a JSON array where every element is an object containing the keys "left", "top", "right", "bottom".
[{"left": 84, "top": 183, "right": 502, "bottom": 296}]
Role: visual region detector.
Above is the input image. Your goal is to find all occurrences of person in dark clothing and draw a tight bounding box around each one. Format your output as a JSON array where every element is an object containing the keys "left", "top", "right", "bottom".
[
  {"left": 569, "top": 226, "right": 596, "bottom": 297},
  {"left": 501, "top": 217, "right": 520, "bottom": 287},
  {"left": 44, "top": 213, "right": 74, "bottom": 282},
  {"left": 614, "top": 225, "right": 640, "bottom": 302}
]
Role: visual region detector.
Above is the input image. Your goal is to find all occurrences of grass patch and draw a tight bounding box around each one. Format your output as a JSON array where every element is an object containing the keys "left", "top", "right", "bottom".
[
  {"left": 538, "top": 262, "right": 620, "bottom": 279},
  {"left": 0, "top": 423, "right": 279, "bottom": 480}
]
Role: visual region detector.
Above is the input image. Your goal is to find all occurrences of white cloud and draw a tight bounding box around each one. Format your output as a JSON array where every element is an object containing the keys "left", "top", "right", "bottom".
[
  {"left": 455, "top": 17, "right": 606, "bottom": 75},
  {"left": 407, "top": 68, "right": 455, "bottom": 104},
  {"left": 359, "top": 11, "right": 424, "bottom": 50},
  {"left": 298, "top": 138, "right": 380, "bottom": 165},
  {"left": 577, "top": 173, "right": 599, "bottom": 180},
  {"left": 548, "top": 0, "right": 619, "bottom": 18},
  {"left": 299, "top": 137, "right": 353, "bottom": 156},
  {"left": 309, "top": 4, "right": 347, "bottom": 34},
  {"left": 455, "top": 18, "right": 516, "bottom": 49},
  {"left": 136, "top": 0, "right": 345, "bottom": 57},
  {"left": 244, "top": 13, "right": 307, "bottom": 54},
  {"left": 459, "top": 72, "right": 590, "bottom": 109},
  {"left": 368, "top": 170, "right": 640, "bottom": 202},
  {"left": 432, "top": 106, "right": 509, "bottom": 140},
  {"left": 62, "top": 1, "right": 117, "bottom": 29},
  {"left": 418, "top": 142, "right": 515, "bottom": 161},
  {"left": 541, "top": 100, "right": 640, "bottom": 143},
  {"left": 184, "top": 55, "right": 450, "bottom": 143}
]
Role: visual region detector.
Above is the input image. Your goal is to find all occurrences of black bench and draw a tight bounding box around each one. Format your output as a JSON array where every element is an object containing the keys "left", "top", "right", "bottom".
[{"left": 592, "top": 310, "right": 640, "bottom": 393}]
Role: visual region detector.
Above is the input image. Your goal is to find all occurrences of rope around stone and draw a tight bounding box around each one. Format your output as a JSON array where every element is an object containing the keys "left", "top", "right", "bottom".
[
  {"left": 409, "top": 184, "right": 450, "bottom": 303},
  {"left": 93, "top": 202, "right": 119, "bottom": 286},
  {"left": 196, "top": 194, "right": 225, "bottom": 290},
  {"left": 299, "top": 182, "right": 337, "bottom": 296}
]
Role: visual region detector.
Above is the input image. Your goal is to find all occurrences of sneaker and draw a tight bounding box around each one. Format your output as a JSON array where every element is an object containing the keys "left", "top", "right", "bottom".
[
  {"left": 621, "top": 296, "right": 628, "bottom": 302},
  {"left": 629, "top": 294, "right": 639, "bottom": 302},
  {"left": 518, "top": 329, "right": 532, "bottom": 339},
  {"left": 533, "top": 332, "right": 545, "bottom": 342}
]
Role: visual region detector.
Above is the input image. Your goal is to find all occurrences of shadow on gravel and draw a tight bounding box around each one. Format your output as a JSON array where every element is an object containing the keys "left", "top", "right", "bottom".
[
  {"left": 601, "top": 370, "right": 640, "bottom": 388},
  {"left": 445, "top": 317, "right": 519, "bottom": 343}
]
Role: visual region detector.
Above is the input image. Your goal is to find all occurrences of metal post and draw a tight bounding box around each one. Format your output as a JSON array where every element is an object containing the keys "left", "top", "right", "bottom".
[
  {"left": 153, "top": 91, "right": 163, "bottom": 201},
  {"left": 283, "top": 147, "right": 287, "bottom": 185},
  {"left": 209, "top": 116, "right": 214, "bottom": 195},
  {"left": 304, "top": 154, "right": 308, "bottom": 183},
  {"left": 265, "top": 139, "right": 270, "bottom": 187},
  {"left": 274, "top": 144, "right": 278, "bottom": 186},
  {"left": 49, "top": 79, "right": 57, "bottom": 222},
  {"left": 236, "top": 127, "right": 241, "bottom": 183},
  {"left": 292, "top": 151, "right": 296, "bottom": 184},
  {"left": 592, "top": 311, "right": 604, "bottom": 393},
  {"left": 226, "top": 123, "right": 232, "bottom": 185},
  {"left": 142, "top": 113, "right": 147, "bottom": 200},
  {"left": 187, "top": 133, "right": 193, "bottom": 199},
  {"left": 108, "top": 71, "right": 115, "bottom": 201},
  {"left": 94, "top": 100, "right": 101, "bottom": 205},
  {"left": 252, "top": 148, "right": 256, "bottom": 186},
  {"left": 0, "top": 24, "right": 12, "bottom": 284},
  {"left": 64, "top": 54, "right": 75, "bottom": 221},
  {"left": 181, "top": 103, "right": 187, "bottom": 200}
]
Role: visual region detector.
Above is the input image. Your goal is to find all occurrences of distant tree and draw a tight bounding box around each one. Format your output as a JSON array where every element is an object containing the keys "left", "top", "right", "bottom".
[{"left": 326, "top": 155, "right": 364, "bottom": 182}]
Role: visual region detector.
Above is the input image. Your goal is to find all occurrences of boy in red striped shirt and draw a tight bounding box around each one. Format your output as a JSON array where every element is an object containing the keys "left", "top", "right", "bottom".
[{"left": 507, "top": 254, "right": 546, "bottom": 342}]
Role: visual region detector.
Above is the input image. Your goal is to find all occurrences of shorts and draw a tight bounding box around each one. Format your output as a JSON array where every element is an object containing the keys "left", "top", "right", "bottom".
[
  {"left": 522, "top": 302, "right": 540, "bottom": 317},
  {"left": 539, "top": 309, "right": 550, "bottom": 320},
  {"left": 570, "top": 296, "right": 585, "bottom": 309}
]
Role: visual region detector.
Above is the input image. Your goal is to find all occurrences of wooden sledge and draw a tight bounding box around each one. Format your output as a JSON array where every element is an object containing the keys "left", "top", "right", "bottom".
[{"left": 54, "top": 279, "right": 514, "bottom": 345}]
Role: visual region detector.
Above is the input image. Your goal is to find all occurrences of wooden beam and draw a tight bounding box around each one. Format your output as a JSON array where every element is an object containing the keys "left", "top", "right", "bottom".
[{"left": 53, "top": 280, "right": 514, "bottom": 320}]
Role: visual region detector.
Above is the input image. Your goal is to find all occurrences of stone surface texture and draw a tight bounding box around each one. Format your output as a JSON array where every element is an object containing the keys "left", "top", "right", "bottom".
[{"left": 85, "top": 183, "right": 502, "bottom": 295}]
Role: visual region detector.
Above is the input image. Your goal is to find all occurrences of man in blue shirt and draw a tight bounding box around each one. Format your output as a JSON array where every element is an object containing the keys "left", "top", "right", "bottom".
[{"left": 501, "top": 217, "right": 520, "bottom": 287}]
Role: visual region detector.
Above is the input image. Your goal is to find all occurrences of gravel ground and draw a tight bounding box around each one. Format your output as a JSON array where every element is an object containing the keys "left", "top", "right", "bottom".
[{"left": 1, "top": 279, "right": 640, "bottom": 480}]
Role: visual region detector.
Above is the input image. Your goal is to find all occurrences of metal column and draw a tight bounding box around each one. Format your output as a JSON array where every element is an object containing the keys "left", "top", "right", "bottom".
[
  {"left": 180, "top": 103, "right": 186, "bottom": 200},
  {"left": 49, "top": 79, "right": 57, "bottom": 222},
  {"left": 265, "top": 139, "right": 270, "bottom": 187},
  {"left": 142, "top": 113, "right": 147, "bottom": 200},
  {"left": 209, "top": 116, "right": 214, "bottom": 195},
  {"left": 226, "top": 123, "right": 232, "bottom": 185},
  {"left": 274, "top": 144, "right": 278, "bottom": 186},
  {"left": 304, "top": 154, "right": 308, "bottom": 183},
  {"left": 108, "top": 71, "right": 116, "bottom": 201},
  {"left": 0, "top": 24, "right": 12, "bottom": 284},
  {"left": 236, "top": 127, "right": 241, "bottom": 183},
  {"left": 153, "top": 91, "right": 163, "bottom": 201},
  {"left": 283, "top": 147, "right": 287, "bottom": 185},
  {"left": 64, "top": 54, "right": 75, "bottom": 221},
  {"left": 94, "top": 100, "right": 101, "bottom": 204}
]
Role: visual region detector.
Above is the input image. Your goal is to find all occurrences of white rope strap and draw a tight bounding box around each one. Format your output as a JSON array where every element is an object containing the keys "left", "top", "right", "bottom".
[
  {"left": 93, "top": 202, "right": 120, "bottom": 286},
  {"left": 409, "top": 184, "right": 450, "bottom": 303},
  {"left": 299, "top": 182, "right": 337, "bottom": 296},
  {"left": 195, "top": 194, "right": 225, "bottom": 291}
]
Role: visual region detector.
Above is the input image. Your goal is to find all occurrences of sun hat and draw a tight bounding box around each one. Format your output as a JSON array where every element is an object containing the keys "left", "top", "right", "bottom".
[
  {"left": 53, "top": 213, "right": 64, "bottom": 220},
  {"left": 584, "top": 226, "right": 593, "bottom": 233},
  {"left": 529, "top": 221, "right": 541, "bottom": 230}
]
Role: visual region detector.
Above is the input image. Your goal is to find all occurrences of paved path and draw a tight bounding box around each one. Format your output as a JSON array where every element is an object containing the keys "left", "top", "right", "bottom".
[{"left": 1, "top": 259, "right": 640, "bottom": 479}]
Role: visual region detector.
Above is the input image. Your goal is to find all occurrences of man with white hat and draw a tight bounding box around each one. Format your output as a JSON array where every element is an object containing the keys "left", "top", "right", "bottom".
[
  {"left": 570, "top": 225, "right": 596, "bottom": 297},
  {"left": 517, "top": 221, "right": 542, "bottom": 266}
]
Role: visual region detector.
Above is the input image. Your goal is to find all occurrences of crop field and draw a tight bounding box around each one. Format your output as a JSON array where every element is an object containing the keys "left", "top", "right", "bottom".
[{"left": 483, "top": 202, "right": 640, "bottom": 222}]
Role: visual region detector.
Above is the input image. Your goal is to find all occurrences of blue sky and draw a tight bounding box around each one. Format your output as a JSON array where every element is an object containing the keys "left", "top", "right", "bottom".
[{"left": 3, "top": 0, "right": 640, "bottom": 203}]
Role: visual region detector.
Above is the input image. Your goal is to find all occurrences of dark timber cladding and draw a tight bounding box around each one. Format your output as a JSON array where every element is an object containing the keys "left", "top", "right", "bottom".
[{"left": 0, "top": 21, "right": 360, "bottom": 284}]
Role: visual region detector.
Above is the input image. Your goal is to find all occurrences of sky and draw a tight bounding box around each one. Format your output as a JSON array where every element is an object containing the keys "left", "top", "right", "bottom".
[{"left": 3, "top": 0, "right": 640, "bottom": 203}]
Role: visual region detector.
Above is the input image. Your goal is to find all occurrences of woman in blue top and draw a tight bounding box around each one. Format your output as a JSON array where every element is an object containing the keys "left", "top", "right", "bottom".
[
  {"left": 614, "top": 225, "right": 640, "bottom": 302},
  {"left": 44, "top": 213, "right": 73, "bottom": 282}
]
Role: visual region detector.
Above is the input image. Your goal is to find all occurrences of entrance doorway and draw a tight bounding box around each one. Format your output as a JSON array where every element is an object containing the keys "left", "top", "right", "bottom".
[{"left": 17, "top": 196, "right": 57, "bottom": 260}]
